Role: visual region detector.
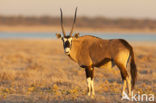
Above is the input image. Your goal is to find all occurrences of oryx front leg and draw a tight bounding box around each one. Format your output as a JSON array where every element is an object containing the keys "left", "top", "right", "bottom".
[
  {"left": 85, "top": 67, "right": 95, "bottom": 98},
  {"left": 91, "top": 78, "right": 95, "bottom": 97},
  {"left": 87, "top": 77, "right": 91, "bottom": 96}
]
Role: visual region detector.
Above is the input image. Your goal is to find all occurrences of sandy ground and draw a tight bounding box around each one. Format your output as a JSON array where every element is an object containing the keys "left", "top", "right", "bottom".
[
  {"left": 0, "top": 39, "right": 155, "bottom": 103},
  {"left": 1, "top": 25, "right": 156, "bottom": 34}
]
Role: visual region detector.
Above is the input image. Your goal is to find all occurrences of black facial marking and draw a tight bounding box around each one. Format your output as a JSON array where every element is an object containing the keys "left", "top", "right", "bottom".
[
  {"left": 64, "top": 40, "right": 70, "bottom": 48},
  {"left": 64, "top": 35, "right": 71, "bottom": 38},
  {"left": 62, "top": 36, "right": 72, "bottom": 49}
]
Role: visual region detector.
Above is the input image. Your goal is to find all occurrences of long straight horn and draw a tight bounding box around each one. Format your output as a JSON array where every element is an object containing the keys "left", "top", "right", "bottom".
[
  {"left": 69, "top": 7, "right": 77, "bottom": 36},
  {"left": 60, "top": 8, "right": 66, "bottom": 36}
]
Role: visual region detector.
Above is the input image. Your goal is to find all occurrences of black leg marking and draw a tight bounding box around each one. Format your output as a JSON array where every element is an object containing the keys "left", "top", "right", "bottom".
[
  {"left": 116, "top": 63, "right": 128, "bottom": 80},
  {"left": 84, "top": 66, "right": 95, "bottom": 97},
  {"left": 85, "top": 66, "right": 94, "bottom": 80}
]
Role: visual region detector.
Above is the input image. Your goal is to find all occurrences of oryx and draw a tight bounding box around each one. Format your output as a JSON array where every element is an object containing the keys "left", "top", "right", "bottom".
[{"left": 56, "top": 8, "right": 137, "bottom": 98}]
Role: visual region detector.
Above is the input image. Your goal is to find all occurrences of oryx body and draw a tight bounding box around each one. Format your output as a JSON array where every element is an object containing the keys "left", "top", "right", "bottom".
[{"left": 56, "top": 8, "right": 137, "bottom": 98}]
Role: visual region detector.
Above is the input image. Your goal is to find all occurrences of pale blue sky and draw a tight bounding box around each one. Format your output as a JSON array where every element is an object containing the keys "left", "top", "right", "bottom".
[{"left": 0, "top": 0, "right": 156, "bottom": 19}]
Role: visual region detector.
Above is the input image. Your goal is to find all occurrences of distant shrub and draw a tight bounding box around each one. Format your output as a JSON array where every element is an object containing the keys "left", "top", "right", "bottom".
[{"left": 0, "top": 15, "right": 156, "bottom": 29}]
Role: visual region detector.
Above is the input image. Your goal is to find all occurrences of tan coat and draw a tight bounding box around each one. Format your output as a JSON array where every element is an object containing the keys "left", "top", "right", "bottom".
[{"left": 69, "top": 35, "right": 130, "bottom": 68}]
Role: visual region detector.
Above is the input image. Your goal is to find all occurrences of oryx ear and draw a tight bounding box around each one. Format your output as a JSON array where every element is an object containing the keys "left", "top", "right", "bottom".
[
  {"left": 56, "top": 33, "right": 61, "bottom": 39},
  {"left": 74, "top": 33, "right": 79, "bottom": 38}
]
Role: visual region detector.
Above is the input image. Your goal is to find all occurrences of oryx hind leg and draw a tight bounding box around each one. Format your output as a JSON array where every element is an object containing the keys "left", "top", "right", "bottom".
[
  {"left": 85, "top": 66, "right": 95, "bottom": 98},
  {"left": 126, "top": 75, "right": 132, "bottom": 96},
  {"left": 114, "top": 51, "right": 131, "bottom": 97},
  {"left": 116, "top": 63, "right": 129, "bottom": 97}
]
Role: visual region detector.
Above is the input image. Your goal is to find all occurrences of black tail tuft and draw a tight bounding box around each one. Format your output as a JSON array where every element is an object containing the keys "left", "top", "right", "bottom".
[{"left": 130, "top": 48, "right": 137, "bottom": 90}]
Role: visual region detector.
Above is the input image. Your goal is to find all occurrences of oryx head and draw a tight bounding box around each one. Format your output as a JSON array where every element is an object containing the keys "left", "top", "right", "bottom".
[{"left": 56, "top": 7, "right": 79, "bottom": 55}]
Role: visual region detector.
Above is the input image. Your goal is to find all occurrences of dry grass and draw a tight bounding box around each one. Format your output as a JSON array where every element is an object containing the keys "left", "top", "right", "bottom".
[{"left": 0, "top": 39, "right": 155, "bottom": 103}]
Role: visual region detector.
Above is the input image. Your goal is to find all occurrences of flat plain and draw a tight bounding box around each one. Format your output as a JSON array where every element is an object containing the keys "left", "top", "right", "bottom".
[{"left": 0, "top": 39, "right": 155, "bottom": 103}]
